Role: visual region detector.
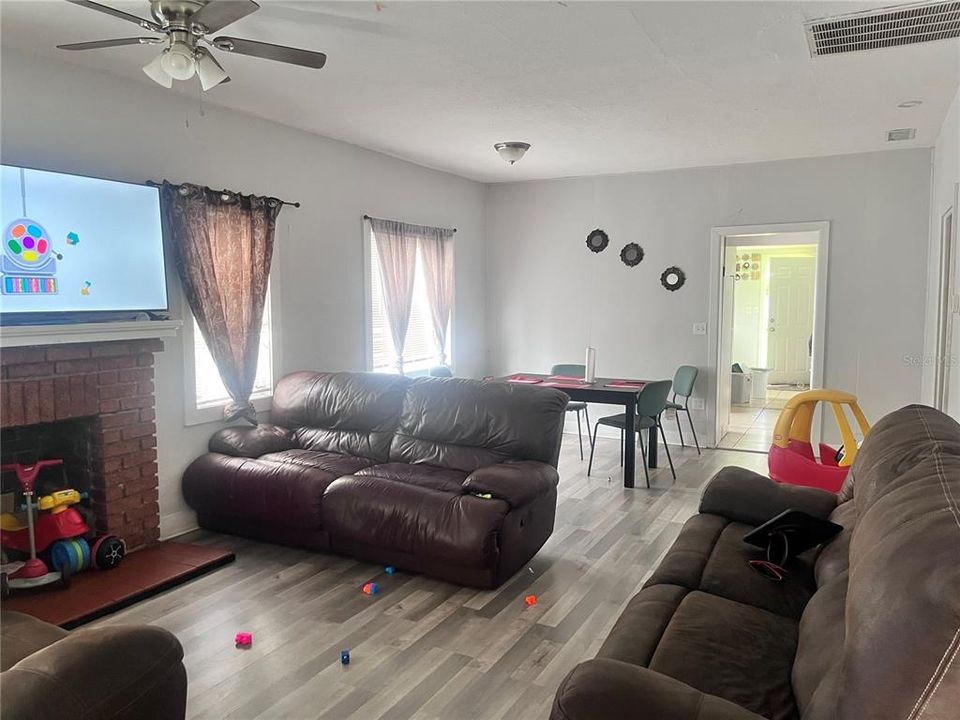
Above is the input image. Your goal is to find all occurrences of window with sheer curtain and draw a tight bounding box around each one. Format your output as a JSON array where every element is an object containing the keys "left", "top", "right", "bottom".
[
  {"left": 194, "top": 288, "right": 273, "bottom": 408},
  {"left": 368, "top": 235, "right": 451, "bottom": 374}
]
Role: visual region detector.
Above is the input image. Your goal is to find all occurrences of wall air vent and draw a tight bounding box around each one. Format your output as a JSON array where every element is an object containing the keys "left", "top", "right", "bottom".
[
  {"left": 805, "top": 1, "right": 960, "bottom": 56},
  {"left": 887, "top": 128, "right": 918, "bottom": 141}
]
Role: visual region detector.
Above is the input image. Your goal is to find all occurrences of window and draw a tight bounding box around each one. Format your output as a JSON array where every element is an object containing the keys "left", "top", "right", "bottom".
[
  {"left": 185, "top": 287, "right": 274, "bottom": 423},
  {"left": 367, "top": 231, "right": 451, "bottom": 374}
]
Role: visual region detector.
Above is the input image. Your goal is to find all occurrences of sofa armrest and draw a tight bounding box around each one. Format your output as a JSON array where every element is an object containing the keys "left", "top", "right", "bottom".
[
  {"left": 209, "top": 423, "right": 296, "bottom": 457},
  {"left": 699, "top": 466, "right": 837, "bottom": 526},
  {"left": 0, "top": 624, "right": 186, "bottom": 720},
  {"left": 551, "top": 659, "right": 765, "bottom": 720},
  {"left": 462, "top": 460, "right": 559, "bottom": 507}
]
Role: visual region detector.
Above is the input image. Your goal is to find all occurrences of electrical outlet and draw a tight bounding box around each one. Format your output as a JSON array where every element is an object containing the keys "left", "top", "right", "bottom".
[
  {"left": 692, "top": 322, "right": 707, "bottom": 336},
  {"left": 690, "top": 397, "right": 705, "bottom": 411}
]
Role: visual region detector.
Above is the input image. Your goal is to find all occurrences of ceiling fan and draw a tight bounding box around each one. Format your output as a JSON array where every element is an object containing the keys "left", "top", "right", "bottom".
[{"left": 57, "top": 0, "right": 327, "bottom": 91}]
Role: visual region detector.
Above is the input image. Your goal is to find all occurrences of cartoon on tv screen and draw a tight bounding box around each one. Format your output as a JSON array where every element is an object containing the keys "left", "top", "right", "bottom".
[{"left": 0, "top": 165, "right": 167, "bottom": 315}]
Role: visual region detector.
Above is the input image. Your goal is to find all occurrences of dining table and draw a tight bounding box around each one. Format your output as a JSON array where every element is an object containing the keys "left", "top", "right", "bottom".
[{"left": 499, "top": 373, "right": 656, "bottom": 489}]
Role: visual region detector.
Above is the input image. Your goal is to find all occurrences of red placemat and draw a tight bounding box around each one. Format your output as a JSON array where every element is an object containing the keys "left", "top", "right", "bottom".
[{"left": 507, "top": 374, "right": 543, "bottom": 384}]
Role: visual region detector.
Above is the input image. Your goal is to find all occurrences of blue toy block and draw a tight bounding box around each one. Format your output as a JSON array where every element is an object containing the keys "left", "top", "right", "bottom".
[
  {"left": 384, "top": 566, "right": 395, "bottom": 575},
  {"left": 340, "top": 650, "right": 350, "bottom": 665}
]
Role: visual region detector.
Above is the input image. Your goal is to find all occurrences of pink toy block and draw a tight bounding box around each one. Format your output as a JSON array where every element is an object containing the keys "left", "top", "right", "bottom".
[{"left": 235, "top": 632, "right": 253, "bottom": 647}]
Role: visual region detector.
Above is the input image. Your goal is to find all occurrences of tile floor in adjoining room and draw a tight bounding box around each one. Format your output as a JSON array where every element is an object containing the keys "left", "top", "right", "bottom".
[{"left": 717, "top": 386, "right": 806, "bottom": 452}]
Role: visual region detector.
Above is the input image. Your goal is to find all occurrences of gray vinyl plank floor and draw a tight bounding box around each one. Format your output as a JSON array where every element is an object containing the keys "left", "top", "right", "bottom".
[{"left": 93, "top": 432, "right": 767, "bottom": 720}]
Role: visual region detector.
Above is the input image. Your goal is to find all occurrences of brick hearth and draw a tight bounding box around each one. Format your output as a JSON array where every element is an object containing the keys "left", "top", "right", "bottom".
[{"left": 0, "top": 339, "right": 164, "bottom": 550}]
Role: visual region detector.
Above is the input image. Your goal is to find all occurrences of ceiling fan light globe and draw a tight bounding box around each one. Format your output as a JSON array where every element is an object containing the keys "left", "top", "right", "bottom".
[
  {"left": 196, "top": 51, "right": 229, "bottom": 91},
  {"left": 160, "top": 42, "right": 197, "bottom": 81},
  {"left": 143, "top": 52, "right": 173, "bottom": 88}
]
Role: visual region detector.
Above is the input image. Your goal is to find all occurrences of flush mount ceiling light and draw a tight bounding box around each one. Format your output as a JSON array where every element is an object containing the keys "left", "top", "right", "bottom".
[
  {"left": 494, "top": 142, "right": 531, "bottom": 165},
  {"left": 898, "top": 99, "right": 924, "bottom": 108}
]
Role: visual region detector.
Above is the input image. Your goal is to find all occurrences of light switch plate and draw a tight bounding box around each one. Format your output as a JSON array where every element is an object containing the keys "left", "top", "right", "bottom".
[
  {"left": 692, "top": 322, "right": 707, "bottom": 336},
  {"left": 690, "top": 397, "right": 705, "bottom": 411}
]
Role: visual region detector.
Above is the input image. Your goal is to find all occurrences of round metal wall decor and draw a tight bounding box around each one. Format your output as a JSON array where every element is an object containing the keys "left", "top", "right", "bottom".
[
  {"left": 619, "top": 243, "right": 644, "bottom": 267},
  {"left": 586, "top": 229, "right": 609, "bottom": 253},
  {"left": 661, "top": 266, "right": 686, "bottom": 291}
]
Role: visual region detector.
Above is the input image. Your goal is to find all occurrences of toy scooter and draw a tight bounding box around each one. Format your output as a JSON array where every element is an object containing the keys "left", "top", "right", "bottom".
[{"left": 0, "top": 459, "right": 72, "bottom": 594}]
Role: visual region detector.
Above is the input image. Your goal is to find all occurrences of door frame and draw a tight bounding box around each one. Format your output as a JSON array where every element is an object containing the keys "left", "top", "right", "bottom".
[
  {"left": 707, "top": 221, "right": 830, "bottom": 448},
  {"left": 933, "top": 190, "right": 958, "bottom": 412}
]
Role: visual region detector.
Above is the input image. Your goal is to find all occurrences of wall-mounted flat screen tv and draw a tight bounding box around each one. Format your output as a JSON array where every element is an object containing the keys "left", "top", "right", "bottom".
[{"left": 0, "top": 164, "right": 167, "bottom": 322}]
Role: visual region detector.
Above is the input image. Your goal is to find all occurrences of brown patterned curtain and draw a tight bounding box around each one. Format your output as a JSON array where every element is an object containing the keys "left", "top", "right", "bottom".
[{"left": 160, "top": 182, "right": 282, "bottom": 423}]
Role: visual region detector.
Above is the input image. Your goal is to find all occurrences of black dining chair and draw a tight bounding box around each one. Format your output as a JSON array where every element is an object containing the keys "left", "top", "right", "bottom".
[
  {"left": 550, "top": 363, "right": 592, "bottom": 460},
  {"left": 587, "top": 379, "right": 676, "bottom": 488},
  {"left": 666, "top": 365, "right": 700, "bottom": 454}
]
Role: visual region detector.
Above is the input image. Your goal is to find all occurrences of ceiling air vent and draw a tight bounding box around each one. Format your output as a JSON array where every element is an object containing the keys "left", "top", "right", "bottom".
[
  {"left": 887, "top": 128, "right": 918, "bottom": 141},
  {"left": 805, "top": 1, "right": 960, "bottom": 56}
]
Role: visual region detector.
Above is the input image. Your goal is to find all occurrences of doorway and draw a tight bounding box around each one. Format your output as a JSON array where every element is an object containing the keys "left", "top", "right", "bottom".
[{"left": 708, "top": 223, "right": 830, "bottom": 451}]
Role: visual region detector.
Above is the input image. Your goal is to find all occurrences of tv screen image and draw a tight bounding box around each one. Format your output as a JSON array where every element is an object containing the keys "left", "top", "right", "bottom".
[{"left": 0, "top": 165, "right": 167, "bottom": 317}]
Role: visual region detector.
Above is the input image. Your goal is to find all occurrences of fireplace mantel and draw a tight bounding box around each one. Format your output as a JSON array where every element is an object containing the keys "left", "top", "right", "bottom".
[{"left": 0, "top": 320, "right": 181, "bottom": 348}]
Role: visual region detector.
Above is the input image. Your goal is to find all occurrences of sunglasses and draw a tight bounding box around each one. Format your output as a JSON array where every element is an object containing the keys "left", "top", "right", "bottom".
[{"left": 748, "top": 559, "right": 788, "bottom": 582}]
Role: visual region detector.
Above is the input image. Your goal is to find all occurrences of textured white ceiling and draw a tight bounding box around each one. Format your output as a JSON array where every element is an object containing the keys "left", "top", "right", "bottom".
[{"left": 2, "top": 1, "right": 958, "bottom": 182}]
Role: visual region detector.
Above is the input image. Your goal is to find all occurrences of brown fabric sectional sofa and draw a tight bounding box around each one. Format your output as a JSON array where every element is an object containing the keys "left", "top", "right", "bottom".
[
  {"left": 552, "top": 404, "right": 960, "bottom": 720},
  {"left": 183, "top": 371, "right": 569, "bottom": 588}
]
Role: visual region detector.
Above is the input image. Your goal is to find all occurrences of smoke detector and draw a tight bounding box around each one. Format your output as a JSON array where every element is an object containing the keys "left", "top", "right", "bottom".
[
  {"left": 887, "top": 128, "right": 917, "bottom": 141},
  {"left": 805, "top": 1, "right": 960, "bottom": 57}
]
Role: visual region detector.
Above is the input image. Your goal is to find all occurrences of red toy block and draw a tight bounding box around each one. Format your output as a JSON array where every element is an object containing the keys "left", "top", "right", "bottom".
[
  {"left": 235, "top": 632, "right": 253, "bottom": 647},
  {"left": 524, "top": 595, "right": 537, "bottom": 606}
]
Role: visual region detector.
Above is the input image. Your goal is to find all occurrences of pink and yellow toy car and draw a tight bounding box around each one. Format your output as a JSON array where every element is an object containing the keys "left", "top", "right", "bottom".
[{"left": 768, "top": 389, "right": 871, "bottom": 494}]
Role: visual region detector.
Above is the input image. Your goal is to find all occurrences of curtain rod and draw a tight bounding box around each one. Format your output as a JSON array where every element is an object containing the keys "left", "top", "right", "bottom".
[
  {"left": 146, "top": 180, "right": 300, "bottom": 208},
  {"left": 363, "top": 214, "right": 457, "bottom": 233}
]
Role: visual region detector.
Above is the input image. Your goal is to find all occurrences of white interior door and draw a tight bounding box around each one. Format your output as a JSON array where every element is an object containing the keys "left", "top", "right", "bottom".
[{"left": 767, "top": 256, "right": 815, "bottom": 385}]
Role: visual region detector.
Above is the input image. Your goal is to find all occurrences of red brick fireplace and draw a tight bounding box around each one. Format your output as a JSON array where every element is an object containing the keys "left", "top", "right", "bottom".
[{"left": 1, "top": 339, "right": 164, "bottom": 550}]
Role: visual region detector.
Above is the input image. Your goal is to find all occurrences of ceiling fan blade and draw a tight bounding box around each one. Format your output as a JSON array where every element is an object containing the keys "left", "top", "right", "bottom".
[
  {"left": 65, "top": 0, "right": 162, "bottom": 32},
  {"left": 58, "top": 37, "right": 163, "bottom": 51},
  {"left": 190, "top": 1, "right": 260, "bottom": 34},
  {"left": 212, "top": 36, "right": 326, "bottom": 69}
]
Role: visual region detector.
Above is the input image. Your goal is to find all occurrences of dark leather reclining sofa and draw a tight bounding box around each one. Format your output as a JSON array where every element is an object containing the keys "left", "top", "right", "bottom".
[
  {"left": 183, "top": 371, "right": 569, "bottom": 588},
  {"left": 551, "top": 404, "right": 960, "bottom": 720}
]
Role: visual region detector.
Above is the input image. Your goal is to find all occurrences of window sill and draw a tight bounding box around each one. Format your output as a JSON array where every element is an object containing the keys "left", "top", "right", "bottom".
[{"left": 184, "top": 392, "right": 273, "bottom": 427}]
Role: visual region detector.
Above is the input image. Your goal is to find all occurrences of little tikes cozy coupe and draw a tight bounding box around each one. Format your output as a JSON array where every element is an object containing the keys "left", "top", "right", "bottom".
[{"left": 768, "top": 389, "right": 871, "bottom": 493}]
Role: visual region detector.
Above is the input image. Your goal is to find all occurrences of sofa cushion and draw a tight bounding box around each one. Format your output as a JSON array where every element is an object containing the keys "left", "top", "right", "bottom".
[
  {"left": 271, "top": 372, "right": 409, "bottom": 462},
  {"left": 355, "top": 462, "right": 467, "bottom": 493},
  {"left": 388, "top": 378, "right": 569, "bottom": 472},
  {"left": 792, "top": 572, "right": 847, "bottom": 718},
  {"left": 258, "top": 449, "right": 374, "bottom": 477},
  {"left": 644, "top": 514, "right": 816, "bottom": 620},
  {"left": 597, "top": 584, "right": 689, "bottom": 667},
  {"left": 182, "top": 451, "right": 367, "bottom": 532},
  {"left": 648, "top": 591, "right": 799, "bottom": 720},
  {"left": 321, "top": 475, "right": 509, "bottom": 566},
  {"left": 0, "top": 612, "right": 68, "bottom": 672}
]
